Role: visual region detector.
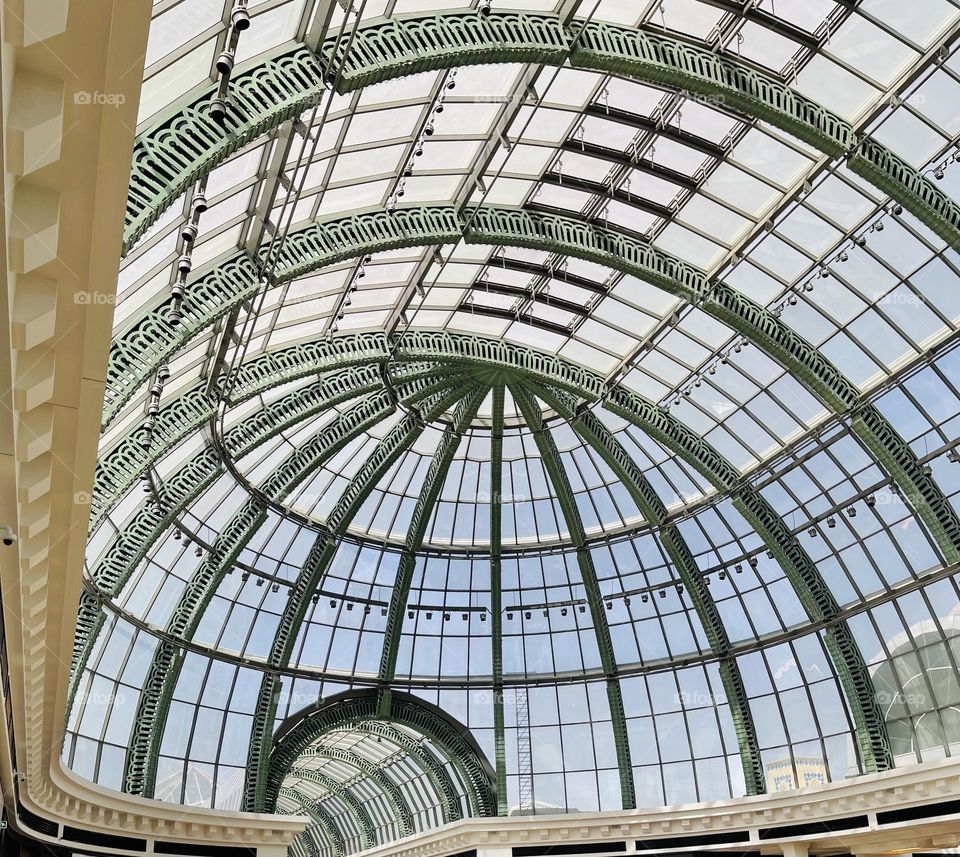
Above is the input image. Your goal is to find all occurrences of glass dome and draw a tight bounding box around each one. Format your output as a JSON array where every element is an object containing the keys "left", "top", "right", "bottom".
[{"left": 66, "top": 0, "right": 960, "bottom": 853}]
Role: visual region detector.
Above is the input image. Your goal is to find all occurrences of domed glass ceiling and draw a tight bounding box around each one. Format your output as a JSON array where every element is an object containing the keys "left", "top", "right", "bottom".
[{"left": 66, "top": 0, "right": 960, "bottom": 852}]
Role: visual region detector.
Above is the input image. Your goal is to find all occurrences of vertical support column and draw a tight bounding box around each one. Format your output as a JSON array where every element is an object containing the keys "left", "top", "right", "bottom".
[{"left": 489, "top": 384, "right": 509, "bottom": 815}]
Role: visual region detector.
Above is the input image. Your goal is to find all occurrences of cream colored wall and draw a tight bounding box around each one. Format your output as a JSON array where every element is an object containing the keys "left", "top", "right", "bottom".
[{"left": 0, "top": 0, "right": 307, "bottom": 848}]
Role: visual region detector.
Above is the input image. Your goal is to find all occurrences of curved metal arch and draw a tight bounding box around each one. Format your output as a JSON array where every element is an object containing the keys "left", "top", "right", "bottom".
[
  {"left": 530, "top": 381, "right": 765, "bottom": 794},
  {"left": 509, "top": 383, "right": 636, "bottom": 810},
  {"left": 92, "top": 333, "right": 896, "bottom": 785},
  {"left": 294, "top": 747, "right": 414, "bottom": 837},
  {"left": 602, "top": 385, "right": 893, "bottom": 773},
  {"left": 128, "top": 374, "right": 474, "bottom": 797},
  {"left": 92, "top": 356, "right": 384, "bottom": 532},
  {"left": 69, "top": 447, "right": 224, "bottom": 720},
  {"left": 71, "top": 365, "right": 451, "bottom": 724},
  {"left": 378, "top": 387, "right": 488, "bottom": 686},
  {"left": 243, "top": 381, "right": 482, "bottom": 812},
  {"left": 107, "top": 205, "right": 960, "bottom": 564},
  {"left": 284, "top": 769, "right": 376, "bottom": 850},
  {"left": 125, "top": 391, "right": 400, "bottom": 795},
  {"left": 95, "top": 331, "right": 893, "bottom": 774},
  {"left": 123, "top": 13, "right": 960, "bottom": 255},
  {"left": 281, "top": 787, "right": 346, "bottom": 857},
  {"left": 265, "top": 689, "right": 496, "bottom": 819}
]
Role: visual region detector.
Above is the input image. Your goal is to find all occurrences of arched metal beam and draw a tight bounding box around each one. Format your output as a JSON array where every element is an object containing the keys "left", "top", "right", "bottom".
[
  {"left": 70, "top": 446, "right": 223, "bottom": 720},
  {"left": 124, "top": 391, "right": 400, "bottom": 795},
  {"left": 346, "top": 721, "right": 461, "bottom": 825},
  {"left": 509, "top": 383, "right": 636, "bottom": 810},
  {"left": 604, "top": 385, "right": 893, "bottom": 773},
  {"left": 72, "top": 364, "right": 444, "bottom": 722},
  {"left": 280, "top": 788, "right": 345, "bottom": 857},
  {"left": 530, "top": 381, "right": 765, "bottom": 794},
  {"left": 93, "top": 331, "right": 894, "bottom": 775},
  {"left": 294, "top": 748, "right": 414, "bottom": 837},
  {"left": 243, "top": 382, "right": 480, "bottom": 811},
  {"left": 123, "top": 12, "right": 960, "bottom": 254},
  {"left": 284, "top": 769, "right": 376, "bottom": 851},
  {"left": 92, "top": 355, "right": 384, "bottom": 532},
  {"left": 265, "top": 689, "right": 496, "bottom": 820},
  {"left": 378, "top": 387, "right": 488, "bottom": 685},
  {"left": 107, "top": 206, "right": 960, "bottom": 564}
]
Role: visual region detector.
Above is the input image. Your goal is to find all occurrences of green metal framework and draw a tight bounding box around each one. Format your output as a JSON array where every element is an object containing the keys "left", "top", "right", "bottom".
[
  {"left": 294, "top": 747, "right": 414, "bottom": 837},
  {"left": 265, "top": 690, "right": 497, "bottom": 819},
  {"left": 489, "top": 384, "right": 508, "bottom": 816},
  {"left": 284, "top": 769, "right": 375, "bottom": 851},
  {"left": 282, "top": 788, "right": 345, "bottom": 857},
  {"left": 242, "top": 382, "right": 476, "bottom": 811},
  {"left": 86, "top": 330, "right": 898, "bottom": 797},
  {"left": 123, "top": 12, "right": 960, "bottom": 254},
  {"left": 105, "top": 205, "right": 960, "bottom": 572},
  {"left": 509, "top": 383, "right": 636, "bottom": 810},
  {"left": 530, "top": 383, "right": 765, "bottom": 794},
  {"left": 377, "top": 388, "right": 488, "bottom": 685},
  {"left": 124, "top": 388, "right": 409, "bottom": 794}
]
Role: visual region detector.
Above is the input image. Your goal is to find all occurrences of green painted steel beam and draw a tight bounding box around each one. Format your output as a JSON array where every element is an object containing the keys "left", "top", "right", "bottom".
[
  {"left": 345, "top": 721, "right": 462, "bottom": 824},
  {"left": 603, "top": 386, "right": 893, "bottom": 773},
  {"left": 244, "top": 380, "right": 479, "bottom": 811},
  {"left": 378, "top": 387, "right": 488, "bottom": 685},
  {"left": 509, "top": 383, "right": 636, "bottom": 811},
  {"left": 123, "top": 13, "right": 960, "bottom": 255},
  {"left": 73, "top": 366, "right": 453, "bottom": 726},
  {"left": 125, "top": 392, "right": 398, "bottom": 795},
  {"left": 294, "top": 748, "right": 414, "bottom": 837},
  {"left": 489, "top": 384, "right": 508, "bottom": 816},
  {"left": 264, "top": 691, "right": 496, "bottom": 821},
  {"left": 68, "top": 447, "right": 223, "bottom": 722},
  {"left": 281, "top": 788, "right": 345, "bottom": 857},
  {"left": 285, "top": 769, "right": 376, "bottom": 850},
  {"left": 105, "top": 205, "right": 960, "bottom": 573},
  {"left": 532, "top": 383, "right": 765, "bottom": 794},
  {"left": 92, "top": 357, "right": 383, "bottom": 532}
]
